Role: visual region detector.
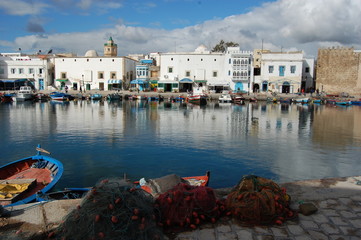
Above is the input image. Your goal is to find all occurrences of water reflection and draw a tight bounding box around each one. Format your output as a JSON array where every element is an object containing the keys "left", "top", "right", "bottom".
[{"left": 0, "top": 100, "right": 360, "bottom": 189}]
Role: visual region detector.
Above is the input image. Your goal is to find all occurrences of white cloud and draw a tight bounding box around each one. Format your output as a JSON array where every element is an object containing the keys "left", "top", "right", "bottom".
[
  {"left": 6, "top": 0, "right": 361, "bottom": 58},
  {"left": 0, "top": 0, "right": 49, "bottom": 16}
]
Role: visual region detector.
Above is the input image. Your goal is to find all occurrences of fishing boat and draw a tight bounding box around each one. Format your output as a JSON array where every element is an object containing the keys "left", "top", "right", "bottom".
[
  {"left": 107, "top": 93, "right": 122, "bottom": 101},
  {"left": 187, "top": 88, "right": 207, "bottom": 105},
  {"left": 90, "top": 93, "right": 103, "bottom": 100},
  {"left": 137, "top": 171, "right": 210, "bottom": 196},
  {"left": 219, "top": 94, "right": 232, "bottom": 103},
  {"left": 335, "top": 100, "right": 351, "bottom": 106},
  {"left": 35, "top": 93, "right": 49, "bottom": 101},
  {"left": 14, "top": 86, "right": 35, "bottom": 101},
  {"left": 351, "top": 100, "right": 361, "bottom": 105},
  {"left": 0, "top": 145, "right": 63, "bottom": 207},
  {"left": 293, "top": 97, "right": 309, "bottom": 104},
  {"left": 0, "top": 93, "right": 14, "bottom": 103},
  {"left": 36, "top": 187, "right": 90, "bottom": 202},
  {"left": 232, "top": 95, "right": 245, "bottom": 105},
  {"left": 50, "top": 92, "right": 71, "bottom": 101},
  {"left": 312, "top": 99, "right": 322, "bottom": 104}
]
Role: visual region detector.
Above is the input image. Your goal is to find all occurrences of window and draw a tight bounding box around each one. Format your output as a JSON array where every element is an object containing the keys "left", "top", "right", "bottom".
[
  {"left": 171, "top": 58, "right": 173, "bottom": 61},
  {"left": 61, "top": 72, "right": 67, "bottom": 79},
  {"left": 229, "top": 59, "right": 231, "bottom": 64},
  {"left": 11, "top": 68, "right": 16, "bottom": 74},
  {"left": 268, "top": 66, "right": 274, "bottom": 73},
  {"left": 290, "top": 66, "right": 296, "bottom": 74},
  {"left": 305, "top": 67, "right": 310, "bottom": 73},
  {"left": 168, "top": 67, "right": 173, "bottom": 73},
  {"left": 228, "top": 70, "right": 231, "bottom": 76},
  {"left": 185, "top": 71, "right": 190, "bottom": 77},
  {"left": 187, "top": 58, "right": 190, "bottom": 61},
  {"left": 18, "top": 68, "right": 24, "bottom": 74},
  {"left": 29, "top": 68, "right": 34, "bottom": 74},
  {"left": 213, "top": 71, "right": 217, "bottom": 77},
  {"left": 39, "top": 68, "right": 43, "bottom": 74},
  {"left": 111, "top": 72, "right": 116, "bottom": 79},
  {"left": 98, "top": 72, "right": 104, "bottom": 79},
  {"left": 214, "top": 59, "right": 216, "bottom": 61},
  {"left": 0, "top": 68, "right": 4, "bottom": 74},
  {"left": 279, "top": 66, "right": 285, "bottom": 76}
]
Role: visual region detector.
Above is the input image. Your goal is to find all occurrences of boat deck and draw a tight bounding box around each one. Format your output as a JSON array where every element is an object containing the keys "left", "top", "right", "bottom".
[{"left": 1, "top": 168, "right": 52, "bottom": 205}]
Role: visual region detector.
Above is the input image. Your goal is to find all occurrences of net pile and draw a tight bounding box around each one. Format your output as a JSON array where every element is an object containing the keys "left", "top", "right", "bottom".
[
  {"left": 53, "top": 178, "right": 165, "bottom": 240},
  {"left": 155, "top": 183, "right": 223, "bottom": 230},
  {"left": 225, "top": 175, "right": 296, "bottom": 225}
]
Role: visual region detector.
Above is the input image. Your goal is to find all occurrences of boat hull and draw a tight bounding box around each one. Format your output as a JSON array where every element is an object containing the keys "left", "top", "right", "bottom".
[
  {"left": 0, "top": 148, "right": 63, "bottom": 207},
  {"left": 187, "top": 95, "right": 207, "bottom": 105}
]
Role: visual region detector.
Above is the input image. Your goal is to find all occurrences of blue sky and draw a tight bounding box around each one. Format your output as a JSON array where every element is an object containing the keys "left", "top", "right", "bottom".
[{"left": 0, "top": 0, "right": 360, "bottom": 57}]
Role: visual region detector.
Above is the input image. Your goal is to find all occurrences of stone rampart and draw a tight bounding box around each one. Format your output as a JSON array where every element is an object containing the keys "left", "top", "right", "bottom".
[{"left": 316, "top": 47, "right": 361, "bottom": 94}]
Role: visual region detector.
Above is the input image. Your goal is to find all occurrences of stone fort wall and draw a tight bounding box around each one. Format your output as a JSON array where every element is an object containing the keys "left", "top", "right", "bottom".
[{"left": 316, "top": 47, "right": 361, "bottom": 95}]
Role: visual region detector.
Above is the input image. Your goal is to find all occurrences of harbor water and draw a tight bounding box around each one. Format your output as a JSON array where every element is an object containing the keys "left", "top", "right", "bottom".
[{"left": 0, "top": 99, "right": 360, "bottom": 189}]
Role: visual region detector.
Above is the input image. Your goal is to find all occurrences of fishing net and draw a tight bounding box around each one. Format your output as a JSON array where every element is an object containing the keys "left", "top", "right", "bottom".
[
  {"left": 155, "top": 183, "right": 223, "bottom": 230},
  {"left": 53, "top": 178, "right": 165, "bottom": 240},
  {"left": 225, "top": 175, "right": 297, "bottom": 225}
]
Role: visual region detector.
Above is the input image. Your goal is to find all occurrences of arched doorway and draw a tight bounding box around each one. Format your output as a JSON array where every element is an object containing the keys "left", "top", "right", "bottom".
[
  {"left": 235, "top": 82, "right": 243, "bottom": 93},
  {"left": 282, "top": 81, "right": 290, "bottom": 93}
]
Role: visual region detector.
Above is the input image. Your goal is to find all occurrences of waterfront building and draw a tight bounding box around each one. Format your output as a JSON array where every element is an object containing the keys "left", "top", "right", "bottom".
[
  {"left": 0, "top": 53, "right": 54, "bottom": 91},
  {"left": 156, "top": 45, "right": 253, "bottom": 93},
  {"left": 316, "top": 47, "right": 361, "bottom": 94},
  {"left": 54, "top": 38, "right": 137, "bottom": 91},
  {"left": 252, "top": 50, "right": 314, "bottom": 94}
]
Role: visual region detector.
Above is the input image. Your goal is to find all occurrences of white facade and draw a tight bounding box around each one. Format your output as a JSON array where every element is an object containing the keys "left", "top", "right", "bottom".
[
  {"left": 256, "top": 52, "right": 305, "bottom": 94},
  {"left": 0, "top": 53, "right": 53, "bottom": 91},
  {"left": 54, "top": 54, "right": 137, "bottom": 91},
  {"left": 157, "top": 46, "right": 253, "bottom": 93}
]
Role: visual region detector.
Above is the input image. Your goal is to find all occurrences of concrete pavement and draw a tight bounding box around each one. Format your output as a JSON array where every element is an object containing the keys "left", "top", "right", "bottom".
[{"left": 1, "top": 176, "right": 361, "bottom": 239}]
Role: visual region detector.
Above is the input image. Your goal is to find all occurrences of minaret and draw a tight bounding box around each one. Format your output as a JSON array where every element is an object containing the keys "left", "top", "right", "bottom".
[{"left": 104, "top": 37, "right": 118, "bottom": 57}]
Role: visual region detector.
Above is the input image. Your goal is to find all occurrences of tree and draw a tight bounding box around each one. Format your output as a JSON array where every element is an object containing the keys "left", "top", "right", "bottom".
[{"left": 211, "top": 40, "right": 239, "bottom": 53}]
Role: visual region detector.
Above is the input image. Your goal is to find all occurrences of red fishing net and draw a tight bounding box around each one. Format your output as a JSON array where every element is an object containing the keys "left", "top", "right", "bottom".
[
  {"left": 225, "top": 175, "right": 297, "bottom": 225},
  {"left": 155, "top": 183, "right": 223, "bottom": 229}
]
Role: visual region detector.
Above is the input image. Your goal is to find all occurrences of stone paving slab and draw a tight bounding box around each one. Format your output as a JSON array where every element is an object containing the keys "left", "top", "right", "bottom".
[{"left": 1, "top": 176, "right": 361, "bottom": 239}]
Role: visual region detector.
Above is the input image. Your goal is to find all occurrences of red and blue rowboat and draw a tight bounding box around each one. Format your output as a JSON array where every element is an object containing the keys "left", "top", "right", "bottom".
[{"left": 0, "top": 145, "right": 63, "bottom": 207}]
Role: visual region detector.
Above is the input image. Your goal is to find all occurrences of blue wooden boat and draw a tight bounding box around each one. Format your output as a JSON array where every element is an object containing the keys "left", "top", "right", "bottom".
[
  {"left": 90, "top": 93, "right": 103, "bottom": 100},
  {"left": 351, "top": 100, "right": 361, "bottom": 106},
  {"left": 335, "top": 100, "right": 351, "bottom": 106},
  {"left": 36, "top": 187, "right": 90, "bottom": 202},
  {"left": 50, "top": 92, "right": 71, "bottom": 101},
  {"left": 0, "top": 145, "right": 63, "bottom": 207},
  {"left": 312, "top": 99, "right": 322, "bottom": 104}
]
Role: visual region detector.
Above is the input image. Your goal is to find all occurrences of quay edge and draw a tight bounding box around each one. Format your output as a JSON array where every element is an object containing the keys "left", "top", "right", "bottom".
[{"left": 1, "top": 175, "right": 361, "bottom": 239}]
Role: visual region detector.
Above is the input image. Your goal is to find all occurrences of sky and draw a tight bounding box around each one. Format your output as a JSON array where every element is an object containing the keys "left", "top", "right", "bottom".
[{"left": 0, "top": 0, "right": 360, "bottom": 58}]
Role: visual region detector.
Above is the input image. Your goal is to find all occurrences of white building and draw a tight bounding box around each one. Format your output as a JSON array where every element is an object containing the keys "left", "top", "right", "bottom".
[
  {"left": 0, "top": 53, "right": 53, "bottom": 91},
  {"left": 54, "top": 49, "right": 137, "bottom": 91},
  {"left": 252, "top": 50, "right": 315, "bottom": 94},
  {"left": 156, "top": 45, "right": 253, "bottom": 93}
]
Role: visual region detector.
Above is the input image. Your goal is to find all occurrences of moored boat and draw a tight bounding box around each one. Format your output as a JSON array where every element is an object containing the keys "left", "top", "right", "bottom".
[
  {"left": 0, "top": 145, "right": 63, "bottom": 207},
  {"left": 335, "top": 100, "right": 351, "bottom": 106},
  {"left": 187, "top": 94, "right": 207, "bottom": 105},
  {"left": 219, "top": 94, "right": 232, "bottom": 103},
  {"left": 107, "top": 93, "right": 122, "bottom": 101},
  {"left": 232, "top": 95, "right": 245, "bottom": 105},
  {"left": 1, "top": 93, "right": 14, "bottom": 103},
  {"left": 50, "top": 92, "right": 71, "bottom": 101},
  {"left": 137, "top": 171, "right": 210, "bottom": 196},
  {"left": 293, "top": 97, "right": 309, "bottom": 104},
  {"left": 351, "top": 100, "right": 361, "bottom": 106},
  {"left": 90, "top": 93, "right": 103, "bottom": 100},
  {"left": 14, "top": 86, "right": 35, "bottom": 101}
]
